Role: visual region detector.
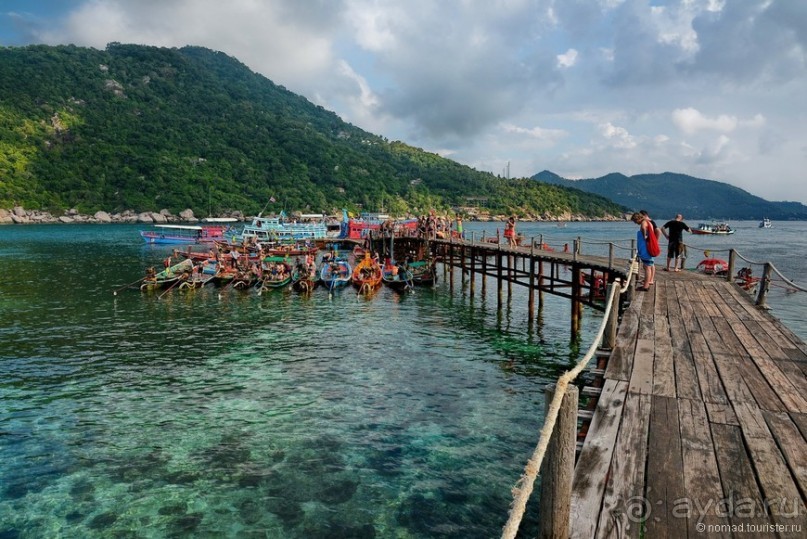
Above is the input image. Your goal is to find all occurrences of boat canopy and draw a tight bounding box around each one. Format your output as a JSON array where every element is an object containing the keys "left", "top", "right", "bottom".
[
  {"left": 154, "top": 224, "right": 204, "bottom": 231},
  {"left": 201, "top": 217, "right": 238, "bottom": 223}
]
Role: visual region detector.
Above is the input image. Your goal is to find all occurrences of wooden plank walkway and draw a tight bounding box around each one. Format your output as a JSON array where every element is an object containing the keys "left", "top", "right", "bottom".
[{"left": 571, "top": 269, "right": 807, "bottom": 538}]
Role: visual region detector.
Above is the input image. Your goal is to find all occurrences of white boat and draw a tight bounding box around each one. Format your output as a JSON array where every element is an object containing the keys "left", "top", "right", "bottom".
[
  {"left": 140, "top": 224, "right": 233, "bottom": 244},
  {"left": 237, "top": 213, "right": 328, "bottom": 242},
  {"left": 759, "top": 218, "right": 772, "bottom": 228},
  {"left": 692, "top": 222, "right": 734, "bottom": 235}
]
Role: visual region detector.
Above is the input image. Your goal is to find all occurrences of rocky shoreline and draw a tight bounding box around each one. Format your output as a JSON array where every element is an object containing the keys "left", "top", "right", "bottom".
[
  {"left": 0, "top": 206, "right": 627, "bottom": 225},
  {"left": 0, "top": 207, "right": 244, "bottom": 225}
]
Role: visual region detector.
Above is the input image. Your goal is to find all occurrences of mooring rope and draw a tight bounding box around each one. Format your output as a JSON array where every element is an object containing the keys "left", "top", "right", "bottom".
[{"left": 501, "top": 258, "right": 636, "bottom": 539}]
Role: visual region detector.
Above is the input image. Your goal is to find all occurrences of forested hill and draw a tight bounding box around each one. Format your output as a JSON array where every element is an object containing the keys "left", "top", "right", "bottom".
[
  {"left": 0, "top": 43, "right": 624, "bottom": 219},
  {"left": 532, "top": 171, "right": 807, "bottom": 220}
]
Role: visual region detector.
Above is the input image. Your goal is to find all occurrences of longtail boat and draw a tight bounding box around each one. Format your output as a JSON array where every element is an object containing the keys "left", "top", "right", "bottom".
[
  {"left": 140, "top": 258, "right": 194, "bottom": 291},
  {"left": 230, "top": 269, "right": 260, "bottom": 290},
  {"left": 320, "top": 257, "right": 352, "bottom": 294},
  {"left": 408, "top": 259, "right": 437, "bottom": 286},
  {"left": 258, "top": 257, "right": 293, "bottom": 293},
  {"left": 352, "top": 253, "right": 382, "bottom": 293},
  {"left": 382, "top": 261, "right": 414, "bottom": 292},
  {"left": 291, "top": 259, "right": 318, "bottom": 293},
  {"left": 178, "top": 272, "right": 214, "bottom": 290}
]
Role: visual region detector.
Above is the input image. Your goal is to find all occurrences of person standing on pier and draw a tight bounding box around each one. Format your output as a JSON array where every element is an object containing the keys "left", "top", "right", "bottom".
[
  {"left": 632, "top": 212, "right": 655, "bottom": 291},
  {"left": 504, "top": 216, "right": 517, "bottom": 246},
  {"left": 662, "top": 214, "right": 691, "bottom": 272}
]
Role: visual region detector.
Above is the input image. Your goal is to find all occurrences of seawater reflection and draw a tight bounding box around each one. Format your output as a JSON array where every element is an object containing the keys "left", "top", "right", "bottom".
[{"left": 1, "top": 224, "right": 601, "bottom": 538}]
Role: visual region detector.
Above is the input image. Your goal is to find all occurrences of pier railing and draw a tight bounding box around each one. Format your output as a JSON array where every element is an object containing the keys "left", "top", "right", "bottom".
[
  {"left": 680, "top": 244, "right": 807, "bottom": 308},
  {"left": 501, "top": 257, "right": 638, "bottom": 539}
]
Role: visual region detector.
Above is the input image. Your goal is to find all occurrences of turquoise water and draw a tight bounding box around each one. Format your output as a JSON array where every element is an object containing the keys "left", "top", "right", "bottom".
[
  {"left": 1, "top": 221, "right": 804, "bottom": 538},
  {"left": 0, "top": 224, "right": 588, "bottom": 538}
]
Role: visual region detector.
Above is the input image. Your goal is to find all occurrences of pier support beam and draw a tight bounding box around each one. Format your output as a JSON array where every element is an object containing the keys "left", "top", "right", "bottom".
[
  {"left": 528, "top": 257, "right": 536, "bottom": 327},
  {"left": 538, "top": 384, "right": 578, "bottom": 539},
  {"left": 497, "top": 251, "right": 503, "bottom": 310}
]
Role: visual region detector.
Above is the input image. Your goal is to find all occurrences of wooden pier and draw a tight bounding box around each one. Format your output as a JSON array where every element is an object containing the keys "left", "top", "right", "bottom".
[
  {"left": 368, "top": 233, "right": 805, "bottom": 537},
  {"left": 570, "top": 269, "right": 807, "bottom": 538}
]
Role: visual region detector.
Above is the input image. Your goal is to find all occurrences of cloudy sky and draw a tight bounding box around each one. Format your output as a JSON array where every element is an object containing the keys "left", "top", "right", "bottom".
[{"left": 2, "top": 0, "right": 806, "bottom": 203}]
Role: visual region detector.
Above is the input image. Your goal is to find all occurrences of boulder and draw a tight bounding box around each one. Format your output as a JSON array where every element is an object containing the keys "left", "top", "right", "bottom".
[
  {"left": 13, "top": 206, "right": 26, "bottom": 217},
  {"left": 0, "top": 209, "right": 12, "bottom": 224},
  {"left": 59, "top": 215, "right": 74, "bottom": 223},
  {"left": 151, "top": 212, "right": 168, "bottom": 223},
  {"left": 179, "top": 209, "right": 196, "bottom": 221},
  {"left": 137, "top": 212, "right": 154, "bottom": 223},
  {"left": 94, "top": 211, "right": 112, "bottom": 223}
]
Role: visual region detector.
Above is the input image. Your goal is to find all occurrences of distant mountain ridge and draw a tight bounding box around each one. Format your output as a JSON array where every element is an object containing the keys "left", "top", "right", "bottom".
[{"left": 531, "top": 171, "right": 807, "bottom": 220}]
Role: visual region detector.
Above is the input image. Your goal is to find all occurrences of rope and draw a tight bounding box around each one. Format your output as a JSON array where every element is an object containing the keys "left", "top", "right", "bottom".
[
  {"left": 502, "top": 259, "right": 633, "bottom": 539},
  {"left": 578, "top": 239, "right": 635, "bottom": 250},
  {"left": 733, "top": 250, "right": 767, "bottom": 265},
  {"left": 729, "top": 250, "right": 806, "bottom": 293},
  {"left": 768, "top": 263, "right": 807, "bottom": 293}
]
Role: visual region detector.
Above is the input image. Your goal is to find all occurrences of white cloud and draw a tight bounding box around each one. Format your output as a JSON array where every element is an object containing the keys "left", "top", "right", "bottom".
[
  {"left": 500, "top": 123, "right": 567, "bottom": 143},
  {"left": 598, "top": 122, "right": 637, "bottom": 149},
  {"left": 672, "top": 108, "right": 738, "bottom": 135},
  {"left": 3, "top": 0, "right": 805, "bottom": 203},
  {"left": 557, "top": 48, "right": 578, "bottom": 68}
]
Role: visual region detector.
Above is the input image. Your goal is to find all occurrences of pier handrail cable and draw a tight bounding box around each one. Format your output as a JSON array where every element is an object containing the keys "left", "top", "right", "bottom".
[
  {"left": 501, "top": 257, "right": 637, "bottom": 539},
  {"left": 733, "top": 256, "right": 807, "bottom": 293},
  {"left": 703, "top": 248, "right": 807, "bottom": 293}
]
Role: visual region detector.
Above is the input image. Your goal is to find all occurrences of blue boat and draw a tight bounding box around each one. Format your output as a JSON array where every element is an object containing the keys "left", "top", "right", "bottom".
[{"left": 320, "top": 256, "right": 352, "bottom": 294}]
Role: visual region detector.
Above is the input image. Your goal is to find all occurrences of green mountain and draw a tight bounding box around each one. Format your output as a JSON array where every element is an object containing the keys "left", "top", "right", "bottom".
[
  {"left": 532, "top": 170, "right": 807, "bottom": 220},
  {"left": 0, "top": 43, "right": 624, "bottom": 219}
]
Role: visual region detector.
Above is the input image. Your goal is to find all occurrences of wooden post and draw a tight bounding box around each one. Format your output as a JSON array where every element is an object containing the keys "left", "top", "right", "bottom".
[
  {"left": 755, "top": 262, "right": 772, "bottom": 308},
  {"left": 449, "top": 243, "right": 454, "bottom": 290},
  {"left": 507, "top": 254, "right": 513, "bottom": 299},
  {"left": 571, "top": 266, "right": 580, "bottom": 335},
  {"left": 727, "top": 249, "right": 736, "bottom": 282},
  {"left": 482, "top": 251, "right": 487, "bottom": 296},
  {"left": 538, "top": 259, "right": 545, "bottom": 309},
  {"left": 538, "top": 384, "right": 578, "bottom": 539},
  {"left": 528, "top": 257, "right": 536, "bottom": 326},
  {"left": 608, "top": 242, "right": 614, "bottom": 270},
  {"left": 603, "top": 282, "right": 620, "bottom": 349},
  {"left": 497, "top": 251, "right": 503, "bottom": 310},
  {"left": 470, "top": 246, "right": 476, "bottom": 295},
  {"left": 461, "top": 244, "right": 466, "bottom": 285}
]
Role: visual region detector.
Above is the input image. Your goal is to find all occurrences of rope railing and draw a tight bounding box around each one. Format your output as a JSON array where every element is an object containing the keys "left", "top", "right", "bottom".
[
  {"left": 501, "top": 257, "right": 636, "bottom": 539},
  {"left": 688, "top": 248, "right": 807, "bottom": 301},
  {"left": 766, "top": 263, "right": 807, "bottom": 293}
]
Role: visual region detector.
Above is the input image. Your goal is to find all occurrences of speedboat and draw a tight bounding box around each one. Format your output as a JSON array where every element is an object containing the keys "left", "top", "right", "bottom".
[
  {"left": 692, "top": 222, "right": 734, "bottom": 235},
  {"left": 759, "top": 218, "right": 771, "bottom": 228}
]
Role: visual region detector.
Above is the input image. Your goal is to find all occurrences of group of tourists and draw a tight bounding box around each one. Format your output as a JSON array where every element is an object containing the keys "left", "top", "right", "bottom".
[{"left": 631, "top": 210, "right": 692, "bottom": 291}]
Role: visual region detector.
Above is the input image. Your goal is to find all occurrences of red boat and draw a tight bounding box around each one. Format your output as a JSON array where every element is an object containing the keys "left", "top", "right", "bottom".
[{"left": 343, "top": 212, "right": 418, "bottom": 239}]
